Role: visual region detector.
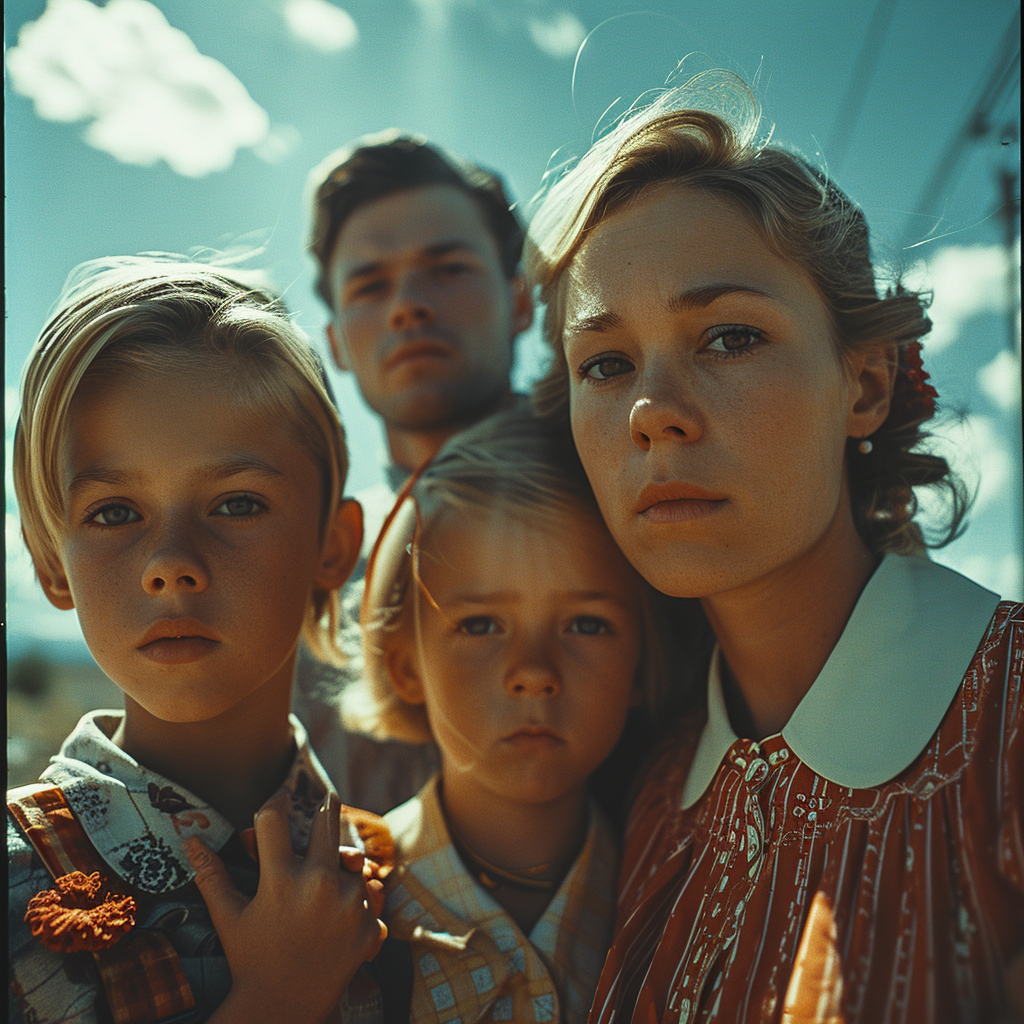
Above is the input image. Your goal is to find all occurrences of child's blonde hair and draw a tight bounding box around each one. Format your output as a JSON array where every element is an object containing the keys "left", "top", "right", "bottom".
[
  {"left": 345, "top": 404, "right": 684, "bottom": 744},
  {"left": 14, "top": 255, "right": 351, "bottom": 664}
]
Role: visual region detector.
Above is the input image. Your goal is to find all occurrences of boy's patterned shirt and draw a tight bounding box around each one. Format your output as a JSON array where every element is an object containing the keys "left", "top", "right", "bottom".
[
  {"left": 7, "top": 710, "right": 350, "bottom": 1024},
  {"left": 383, "top": 776, "right": 617, "bottom": 1024}
]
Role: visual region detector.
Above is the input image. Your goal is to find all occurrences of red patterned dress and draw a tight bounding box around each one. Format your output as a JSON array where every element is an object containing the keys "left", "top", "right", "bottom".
[{"left": 590, "top": 555, "right": 1024, "bottom": 1024}]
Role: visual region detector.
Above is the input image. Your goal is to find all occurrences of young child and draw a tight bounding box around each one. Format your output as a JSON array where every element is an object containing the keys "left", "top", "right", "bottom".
[
  {"left": 8, "top": 257, "right": 386, "bottom": 1024},
  {"left": 344, "top": 406, "right": 674, "bottom": 1024}
]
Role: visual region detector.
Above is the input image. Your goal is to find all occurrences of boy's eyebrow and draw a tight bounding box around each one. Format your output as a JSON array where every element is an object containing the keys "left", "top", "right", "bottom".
[
  {"left": 68, "top": 455, "right": 285, "bottom": 494},
  {"left": 565, "top": 284, "right": 779, "bottom": 335}
]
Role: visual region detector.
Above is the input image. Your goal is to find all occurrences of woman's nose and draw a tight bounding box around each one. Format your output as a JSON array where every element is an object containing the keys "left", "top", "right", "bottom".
[{"left": 628, "top": 381, "right": 704, "bottom": 451}]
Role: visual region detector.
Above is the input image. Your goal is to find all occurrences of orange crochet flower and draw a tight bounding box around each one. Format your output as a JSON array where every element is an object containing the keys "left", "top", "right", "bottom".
[{"left": 25, "top": 871, "right": 136, "bottom": 953}]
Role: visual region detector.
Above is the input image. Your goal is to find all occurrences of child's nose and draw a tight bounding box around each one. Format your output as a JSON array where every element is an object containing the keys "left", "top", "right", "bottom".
[
  {"left": 142, "top": 531, "right": 209, "bottom": 595},
  {"left": 504, "top": 662, "right": 560, "bottom": 698}
]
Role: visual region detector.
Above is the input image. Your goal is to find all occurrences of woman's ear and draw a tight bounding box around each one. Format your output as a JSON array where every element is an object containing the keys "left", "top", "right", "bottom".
[
  {"left": 846, "top": 341, "right": 898, "bottom": 440},
  {"left": 34, "top": 554, "right": 75, "bottom": 611},
  {"left": 316, "top": 498, "right": 363, "bottom": 592},
  {"left": 383, "top": 642, "right": 426, "bottom": 706}
]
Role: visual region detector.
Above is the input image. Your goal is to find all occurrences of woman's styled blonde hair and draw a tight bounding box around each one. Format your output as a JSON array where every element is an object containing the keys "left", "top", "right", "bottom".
[
  {"left": 527, "top": 70, "right": 969, "bottom": 555},
  {"left": 345, "top": 403, "right": 704, "bottom": 743},
  {"left": 14, "top": 255, "right": 351, "bottom": 664}
]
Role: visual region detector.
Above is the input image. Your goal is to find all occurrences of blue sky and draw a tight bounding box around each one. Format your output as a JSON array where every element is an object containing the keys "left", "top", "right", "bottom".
[{"left": 5, "top": 0, "right": 1021, "bottom": 659}]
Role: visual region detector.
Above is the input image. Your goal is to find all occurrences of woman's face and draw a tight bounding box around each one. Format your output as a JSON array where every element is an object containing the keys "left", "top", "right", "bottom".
[{"left": 562, "top": 186, "right": 864, "bottom": 600}]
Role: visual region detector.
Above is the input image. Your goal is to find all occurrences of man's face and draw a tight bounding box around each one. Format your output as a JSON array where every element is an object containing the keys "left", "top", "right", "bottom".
[{"left": 326, "top": 184, "right": 532, "bottom": 432}]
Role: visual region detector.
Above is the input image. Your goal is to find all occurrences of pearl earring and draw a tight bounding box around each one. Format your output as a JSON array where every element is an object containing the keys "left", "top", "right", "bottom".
[{"left": 858, "top": 438, "right": 873, "bottom": 455}]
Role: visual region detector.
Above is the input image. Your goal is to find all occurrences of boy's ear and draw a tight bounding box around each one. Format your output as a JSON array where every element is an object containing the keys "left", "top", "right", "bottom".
[
  {"left": 846, "top": 341, "right": 898, "bottom": 440},
  {"left": 316, "top": 498, "right": 363, "bottom": 591},
  {"left": 383, "top": 643, "right": 426, "bottom": 706},
  {"left": 34, "top": 554, "right": 75, "bottom": 611},
  {"left": 325, "top": 323, "right": 351, "bottom": 373}
]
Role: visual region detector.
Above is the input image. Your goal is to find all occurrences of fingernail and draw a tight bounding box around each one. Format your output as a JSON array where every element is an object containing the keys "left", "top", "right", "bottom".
[
  {"left": 183, "top": 835, "right": 207, "bottom": 866},
  {"left": 320, "top": 792, "right": 334, "bottom": 813}
]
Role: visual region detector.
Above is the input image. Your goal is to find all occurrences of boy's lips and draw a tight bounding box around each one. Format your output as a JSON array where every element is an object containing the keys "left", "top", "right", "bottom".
[{"left": 138, "top": 620, "right": 219, "bottom": 664}]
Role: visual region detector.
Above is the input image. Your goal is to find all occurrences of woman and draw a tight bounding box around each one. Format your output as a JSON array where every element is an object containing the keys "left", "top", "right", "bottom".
[{"left": 526, "top": 73, "right": 1024, "bottom": 1024}]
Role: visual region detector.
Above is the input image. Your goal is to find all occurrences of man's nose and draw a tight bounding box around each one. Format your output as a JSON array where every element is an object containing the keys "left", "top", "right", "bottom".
[{"left": 388, "top": 274, "right": 436, "bottom": 332}]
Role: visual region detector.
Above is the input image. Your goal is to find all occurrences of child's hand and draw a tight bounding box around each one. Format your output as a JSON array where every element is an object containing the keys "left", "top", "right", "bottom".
[{"left": 185, "top": 791, "right": 387, "bottom": 1024}]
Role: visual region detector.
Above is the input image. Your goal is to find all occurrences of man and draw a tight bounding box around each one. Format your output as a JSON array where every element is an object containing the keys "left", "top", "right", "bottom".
[
  {"left": 297, "top": 133, "right": 534, "bottom": 810},
  {"left": 308, "top": 131, "right": 533, "bottom": 549}
]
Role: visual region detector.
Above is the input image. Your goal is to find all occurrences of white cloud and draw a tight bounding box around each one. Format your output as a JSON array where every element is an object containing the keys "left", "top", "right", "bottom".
[
  {"left": 918, "top": 413, "right": 1012, "bottom": 520},
  {"left": 283, "top": 0, "right": 359, "bottom": 53},
  {"left": 905, "top": 241, "right": 1019, "bottom": 354},
  {"left": 252, "top": 123, "right": 302, "bottom": 164},
  {"left": 528, "top": 11, "right": 586, "bottom": 58},
  {"left": 977, "top": 349, "right": 1022, "bottom": 412},
  {"left": 6, "top": 0, "right": 270, "bottom": 177}
]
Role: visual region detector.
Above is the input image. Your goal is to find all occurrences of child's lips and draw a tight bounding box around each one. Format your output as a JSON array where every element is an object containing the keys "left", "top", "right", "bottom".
[
  {"left": 502, "top": 726, "right": 564, "bottom": 748},
  {"left": 138, "top": 620, "right": 219, "bottom": 664}
]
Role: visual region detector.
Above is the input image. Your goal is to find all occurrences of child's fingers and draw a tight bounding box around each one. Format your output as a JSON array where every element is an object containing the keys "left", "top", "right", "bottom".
[
  {"left": 184, "top": 836, "right": 249, "bottom": 934},
  {"left": 251, "top": 791, "right": 296, "bottom": 877},
  {"left": 339, "top": 846, "right": 367, "bottom": 874},
  {"left": 305, "top": 792, "right": 342, "bottom": 869},
  {"left": 366, "top": 877, "right": 386, "bottom": 921}
]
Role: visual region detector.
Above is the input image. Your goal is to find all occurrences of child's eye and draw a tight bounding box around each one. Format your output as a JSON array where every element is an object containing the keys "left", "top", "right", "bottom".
[
  {"left": 578, "top": 354, "right": 634, "bottom": 382},
  {"left": 212, "top": 496, "right": 265, "bottom": 517},
  {"left": 568, "top": 615, "right": 611, "bottom": 636},
  {"left": 705, "top": 325, "right": 764, "bottom": 356},
  {"left": 457, "top": 616, "right": 500, "bottom": 636},
  {"left": 88, "top": 504, "right": 140, "bottom": 527}
]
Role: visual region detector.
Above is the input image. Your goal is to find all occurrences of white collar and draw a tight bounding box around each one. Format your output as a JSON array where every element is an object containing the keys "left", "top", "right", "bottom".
[{"left": 681, "top": 554, "right": 1001, "bottom": 807}]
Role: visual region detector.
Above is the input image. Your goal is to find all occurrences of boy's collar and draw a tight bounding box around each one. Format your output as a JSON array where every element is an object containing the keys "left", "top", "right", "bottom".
[
  {"left": 681, "top": 554, "right": 1001, "bottom": 809},
  {"left": 39, "top": 712, "right": 335, "bottom": 893}
]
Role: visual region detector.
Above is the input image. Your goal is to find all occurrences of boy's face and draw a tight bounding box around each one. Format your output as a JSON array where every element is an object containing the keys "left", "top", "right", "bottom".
[
  {"left": 39, "top": 363, "right": 359, "bottom": 723},
  {"left": 385, "top": 505, "right": 642, "bottom": 811}
]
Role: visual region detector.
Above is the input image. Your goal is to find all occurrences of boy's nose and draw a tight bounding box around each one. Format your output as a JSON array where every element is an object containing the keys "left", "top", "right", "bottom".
[{"left": 142, "top": 536, "right": 209, "bottom": 595}]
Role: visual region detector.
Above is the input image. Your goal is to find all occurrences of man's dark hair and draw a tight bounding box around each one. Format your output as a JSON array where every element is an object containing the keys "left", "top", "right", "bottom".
[{"left": 308, "top": 131, "right": 525, "bottom": 311}]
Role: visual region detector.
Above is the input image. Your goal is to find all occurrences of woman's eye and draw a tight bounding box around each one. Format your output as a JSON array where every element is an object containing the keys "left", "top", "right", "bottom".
[
  {"left": 705, "top": 325, "right": 764, "bottom": 355},
  {"left": 579, "top": 355, "right": 634, "bottom": 381},
  {"left": 457, "top": 616, "right": 499, "bottom": 636},
  {"left": 213, "top": 496, "right": 265, "bottom": 517},
  {"left": 89, "top": 504, "right": 140, "bottom": 527},
  {"left": 568, "top": 615, "right": 611, "bottom": 636}
]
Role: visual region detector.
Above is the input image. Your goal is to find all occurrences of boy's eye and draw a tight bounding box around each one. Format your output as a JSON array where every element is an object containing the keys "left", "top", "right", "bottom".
[
  {"left": 212, "top": 496, "right": 265, "bottom": 517},
  {"left": 578, "top": 354, "right": 634, "bottom": 381},
  {"left": 89, "top": 504, "right": 140, "bottom": 527},
  {"left": 568, "top": 615, "right": 611, "bottom": 636},
  {"left": 705, "top": 325, "right": 764, "bottom": 355},
  {"left": 457, "top": 616, "right": 500, "bottom": 636}
]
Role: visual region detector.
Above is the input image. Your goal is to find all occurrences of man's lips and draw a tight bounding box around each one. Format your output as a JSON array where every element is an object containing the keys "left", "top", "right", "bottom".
[
  {"left": 635, "top": 482, "right": 728, "bottom": 523},
  {"left": 138, "top": 620, "right": 219, "bottom": 664},
  {"left": 382, "top": 336, "right": 457, "bottom": 371}
]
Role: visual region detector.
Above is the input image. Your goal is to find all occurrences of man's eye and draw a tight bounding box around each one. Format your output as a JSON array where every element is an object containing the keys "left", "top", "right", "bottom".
[
  {"left": 568, "top": 615, "right": 611, "bottom": 636},
  {"left": 351, "top": 280, "right": 387, "bottom": 298},
  {"left": 705, "top": 325, "right": 764, "bottom": 355},
  {"left": 89, "top": 504, "right": 140, "bottom": 527},
  {"left": 437, "top": 261, "right": 471, "bottom": 275},
  {"left": 213, "top": 496, "right": 265, "bottom": 517},
  {"left": 579, "top": 355, "right": 634, "bottom": 381},
  {"left": 457, "top": 616, "right": 499, "bottom": 636}
]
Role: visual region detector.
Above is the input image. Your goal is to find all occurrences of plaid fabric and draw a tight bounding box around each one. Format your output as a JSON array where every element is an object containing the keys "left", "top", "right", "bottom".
[
  {"left": 383, "top": 776, "right": 617, "bottom": 1024},
  {"left": 8, "top": 785, "right": 196, "bottom": 1024}
]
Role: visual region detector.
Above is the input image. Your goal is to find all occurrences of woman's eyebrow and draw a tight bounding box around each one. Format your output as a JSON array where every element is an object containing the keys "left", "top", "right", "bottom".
[{"left": 566, "top": 284, "right": 780, "bottom": 335}]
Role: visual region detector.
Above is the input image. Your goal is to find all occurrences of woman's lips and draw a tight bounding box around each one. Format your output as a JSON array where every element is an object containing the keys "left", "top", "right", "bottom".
[
  {"left": 636, "top": 482, "right": 728, "bottom": 523},
  {"left": 138, "top": 637, "right": 220, "bottom": 664}
]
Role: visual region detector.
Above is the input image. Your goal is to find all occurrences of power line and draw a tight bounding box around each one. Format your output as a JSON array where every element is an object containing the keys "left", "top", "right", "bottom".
[
  {"left": 827, "top": 0, "right": 899, "bottom": 174},
  {"left": 900, "top": 7, "right": 1021, "bottom": 249}
]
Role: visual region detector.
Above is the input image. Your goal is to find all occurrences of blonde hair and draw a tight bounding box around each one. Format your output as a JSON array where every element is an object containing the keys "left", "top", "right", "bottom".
[
  {"left": 344, "top": 404, "right": 696, "bottom": 743},
  {"left": 527, "top": 70, "right": 969, "bottom": 555},
  {"left": 14, "top": 255, "right": 351, "bottom": 665}
]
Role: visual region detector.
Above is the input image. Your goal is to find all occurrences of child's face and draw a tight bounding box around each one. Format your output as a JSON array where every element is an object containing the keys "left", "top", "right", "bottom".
[
  {"left": 387, "top": 504, "right": 643, "bottom": 807},
  {"left": 39, "top": 362, "right": 358, "bottom": 723}
]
